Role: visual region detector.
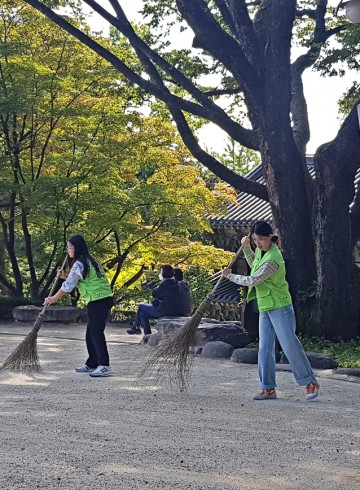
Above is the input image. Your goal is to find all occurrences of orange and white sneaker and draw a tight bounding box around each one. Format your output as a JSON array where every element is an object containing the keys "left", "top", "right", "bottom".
[
  {"left": 253, "top": 388, "right": 277, "bottom": 400},
  {"left": 306, "top": 380, "right": 320, "bottom": 400}
]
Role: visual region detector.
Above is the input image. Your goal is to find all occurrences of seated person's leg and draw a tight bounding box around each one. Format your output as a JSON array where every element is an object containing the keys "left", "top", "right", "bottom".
[
  {"left": 139, "top": 304, "right": 161, "bottom": 335},
  {"left": 127, "top": 303, "right": 161, "bottom": 335},
  {"left": 127, "top": 303, "right": 146, "bottom": 335}
]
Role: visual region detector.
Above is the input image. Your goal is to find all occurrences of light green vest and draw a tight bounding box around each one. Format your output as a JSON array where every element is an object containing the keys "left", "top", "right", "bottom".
[
  {"left": 247, "top": 243, "right": 292, "bottom": 312},
  {"left": 77, "top": 262, "right": 113, "bottom": 305}
]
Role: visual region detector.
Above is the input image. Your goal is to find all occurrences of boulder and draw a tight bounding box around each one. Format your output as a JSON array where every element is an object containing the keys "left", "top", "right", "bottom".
[
  {"left": 280, "top": 351, "right": 338, "bottom": 369},
  {"left": 155, "top": 316, "right": 251, "bottom": 349},
  {"left": 155, "top": 316, "right": 191, "bottom": 334},
  {"left": 306, "top": 352, "right": 339, "bottom": 369},
  {"left": 13, "top": 305, "right": 80, "bottom": 323},
  {"left": 201, "top": 341, "right": 234, "bottom": 359},
  {"left": 231, "top": 348, "right": 281, "bottom": 364},
  {"left": 231, "top": 348, "right": 258, "bottom": 364},
  {"left": 145, "top": 332, "right": 163, "bottom": 347},
  {"left": 197, "top": 323, "right": 252, "bottom": 349},
  {"left": 333, "top": 368, "right": 360, "bottom": 378}
]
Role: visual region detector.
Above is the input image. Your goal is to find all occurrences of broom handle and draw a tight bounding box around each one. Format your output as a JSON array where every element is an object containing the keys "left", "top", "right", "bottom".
[
  {"left": 208, "top": 242, "right": 245, "bottom": 296},
  {"left": 41, "top": 255, "right": 68, "bottom": 314}
]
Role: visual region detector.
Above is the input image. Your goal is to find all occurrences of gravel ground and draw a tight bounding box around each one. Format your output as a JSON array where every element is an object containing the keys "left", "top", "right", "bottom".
[{"left": 0, "top": 321, "right": 359, "bottom": 490}]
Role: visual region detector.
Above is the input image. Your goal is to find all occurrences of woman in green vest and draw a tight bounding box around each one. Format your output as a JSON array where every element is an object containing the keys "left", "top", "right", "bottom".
[
  {"left": 44, "top": 235, "right": 114, "bottom": 377},
  {"left": 222, "top": 221, "right": 319, "bottom": 401}
]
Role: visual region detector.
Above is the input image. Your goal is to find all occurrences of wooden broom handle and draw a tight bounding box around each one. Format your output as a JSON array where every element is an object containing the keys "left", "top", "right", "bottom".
[{"left": 42, "top": 255, "right": 68, "bottom": 313}]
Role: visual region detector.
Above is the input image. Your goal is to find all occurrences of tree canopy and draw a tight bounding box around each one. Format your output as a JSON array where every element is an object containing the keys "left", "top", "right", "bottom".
[{"left": 0, "top": 2, "right": 233, "bottom": 301}]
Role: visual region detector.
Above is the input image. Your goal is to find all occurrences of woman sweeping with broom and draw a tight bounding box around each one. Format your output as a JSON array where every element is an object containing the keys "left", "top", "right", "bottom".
[
  {"left": 222, "top": 221, "right": 320, "bottom": 401},
  {"left": 44, "top": 235, "right": 114, "bottom": 377}
]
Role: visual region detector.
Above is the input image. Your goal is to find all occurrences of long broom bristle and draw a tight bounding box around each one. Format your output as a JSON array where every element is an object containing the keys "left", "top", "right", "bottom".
[
  {"left": 0, "top": 327, "right": 42, "bottom": 372},
  {"left": 139, "top": 297, "right": 211, "bottom": 391},
  {"left": 0, "top": 255, "right": 67, "bottom": 373},
  {"left": 0, "top": 313, "right": 44, "bottom": 372}
]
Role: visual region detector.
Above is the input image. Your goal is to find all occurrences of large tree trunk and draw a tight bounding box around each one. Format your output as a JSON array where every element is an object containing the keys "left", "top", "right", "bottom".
[
  {"left": 310, "top": 110, "right": 360, "bottom": 339},
  {"left": 261, "top": 138, "right": 316, "bottom": 298}
]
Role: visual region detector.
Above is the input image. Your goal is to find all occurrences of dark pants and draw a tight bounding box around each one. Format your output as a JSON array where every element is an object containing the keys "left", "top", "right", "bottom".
[
  {"left": 134, "top": 303, "right": 161, "bottom": 334},
  {"left": 85, "top": 296, "right": 113, "bottom": 368}
]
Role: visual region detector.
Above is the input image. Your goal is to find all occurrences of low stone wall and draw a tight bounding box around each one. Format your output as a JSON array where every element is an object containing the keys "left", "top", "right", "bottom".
[{"left": 13, "top": 305, "right": 80, "bottom": 323}]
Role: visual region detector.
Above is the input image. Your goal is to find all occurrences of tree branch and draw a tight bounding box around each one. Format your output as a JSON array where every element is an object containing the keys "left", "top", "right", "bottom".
[
  {"left": 0, "top": 271, "right": 18, "bottom": 295},
  {"left": 169, "top": 106, "right": 268, "bottom": 201},
  {"left": 203, "top": 87, "right": 242, "bottom": 97},
  {"left": 213, "top": 0, "right": 239, "bottom": 41},
  {"left": 24, "top": 0, "right": 260, "bottom": 150},
  {"left": 315, "top": 103, "right": 360, "bottom": 182},
  {"left": 227, "top": 0, "right": 264, "bottom": 76},
  {"left": 176, "top": 0, "right": 261, "bottom": 97},
  {"left": 121, "top": 265, "right": 146, "bottom": 290},
  {"left": 290, "top": 1, "right": 347, "bottom": 153}
]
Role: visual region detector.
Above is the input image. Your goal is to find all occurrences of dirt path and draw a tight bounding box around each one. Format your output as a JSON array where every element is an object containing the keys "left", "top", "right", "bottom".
[{"left": 0, "top": 322, "right": 359, "bottom": 490}]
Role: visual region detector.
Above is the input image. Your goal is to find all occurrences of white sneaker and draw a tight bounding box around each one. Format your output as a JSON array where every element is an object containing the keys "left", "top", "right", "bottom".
[
  {"left": 89, "top": 365, "right": 112, "bottom": 377},
  {"left": 75, "top": 364, "right": 95, "bottom": 373}
]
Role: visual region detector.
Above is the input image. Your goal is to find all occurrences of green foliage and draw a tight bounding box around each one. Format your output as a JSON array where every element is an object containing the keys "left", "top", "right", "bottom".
[
  {"left": 184, "top": 266, "right": 213, "bottom": 310},
  {"left": 213, "top": 138, "right": 260, "bottom": 177},
  {"left": 299, "top": 336, "right": 360, "bottom": 369},
  {"left": 0, "top": 3, "right": 234, "bottom": 301}
]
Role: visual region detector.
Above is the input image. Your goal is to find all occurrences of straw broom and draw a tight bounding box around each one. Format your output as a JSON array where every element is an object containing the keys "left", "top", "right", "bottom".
[
  {"left": 139, "top": 243, "right": 245, "bottom": 391},
  {"left": 0, "top": 256, "right": 68, "bottom": 372}
]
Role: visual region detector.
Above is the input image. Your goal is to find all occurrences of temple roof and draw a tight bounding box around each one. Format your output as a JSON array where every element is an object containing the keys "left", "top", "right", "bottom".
[
  {"left": 209, "top": 156, "right": 315, "bottom": 229},
  {"left": 210, "top": 271, "right": 244, "bottom": 304}
]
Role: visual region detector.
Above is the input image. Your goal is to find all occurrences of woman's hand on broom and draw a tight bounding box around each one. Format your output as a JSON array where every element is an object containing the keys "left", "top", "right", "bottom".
[
  {"left": 57, "top": 268, "right": 67, "bottom": 280},
  {"left": 241, "top": 235, "right": 251, "bottom": 248},
  {"left": 222, "top": 267, "right": 231, "bottom": 278},
  {"left": 44, "top": 296, "right": 57, "bottom": 307}
]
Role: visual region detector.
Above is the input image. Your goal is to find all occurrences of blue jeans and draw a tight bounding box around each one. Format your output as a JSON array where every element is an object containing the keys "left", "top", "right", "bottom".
[
  {"left": 258, "top": 305, "right": 315, "bottom": 389},
  {"left": 134, "top": 303, "right": 161, "bottom": 334}
]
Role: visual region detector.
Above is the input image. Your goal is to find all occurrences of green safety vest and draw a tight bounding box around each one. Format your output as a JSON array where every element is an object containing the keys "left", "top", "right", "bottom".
[
  {"left": 247, "top": 243, "right": 292, "bottom": 312},
  {"left": 77, "top": 262, "right": 113, "bottom": 305}
]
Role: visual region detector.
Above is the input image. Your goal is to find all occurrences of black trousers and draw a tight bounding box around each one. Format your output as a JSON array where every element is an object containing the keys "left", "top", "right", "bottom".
[{"left": 85, "top": 296, "right": 113, "bottom": 367}]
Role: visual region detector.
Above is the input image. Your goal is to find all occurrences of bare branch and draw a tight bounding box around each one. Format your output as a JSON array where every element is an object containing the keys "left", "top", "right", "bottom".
[{"left": 0, "top": 271, "right": 17, "bottom": 295}]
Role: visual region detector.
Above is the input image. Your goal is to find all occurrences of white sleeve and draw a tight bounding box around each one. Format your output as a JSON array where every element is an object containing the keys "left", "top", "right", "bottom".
[{"left": 61, "top": 261, "right": 84, "bottom": 293}]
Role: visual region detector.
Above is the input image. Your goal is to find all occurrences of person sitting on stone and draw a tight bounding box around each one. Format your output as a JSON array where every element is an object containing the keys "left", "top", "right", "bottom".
[
  {"left": 127, "top": 264, "right": 181, "bottom": 336},
  {"left": 173, "top": 267, "right": 193, "bottom": 316}
]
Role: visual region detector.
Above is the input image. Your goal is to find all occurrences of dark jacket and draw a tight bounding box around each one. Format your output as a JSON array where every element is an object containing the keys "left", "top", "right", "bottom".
[
  {"left": 152, "top": 278, "right": 181, "bottom": 316},
  {"left": 177, "top": 280, "right": 193, "bottom": 316}
]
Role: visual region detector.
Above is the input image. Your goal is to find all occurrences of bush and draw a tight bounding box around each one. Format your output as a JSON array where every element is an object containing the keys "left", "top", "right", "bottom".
[
  {"left": 0, "top": 296, "right": 43, "bottom": 320},
  {"left": 184, "top": 266, "right": 213, "bottom": 310}
]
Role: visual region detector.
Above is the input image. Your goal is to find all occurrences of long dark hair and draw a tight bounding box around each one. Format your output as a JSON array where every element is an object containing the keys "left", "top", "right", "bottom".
[
  {"left": 251, "top": 221, "right": 279, "bottom": 244},
  {"left": 67, "top": 235, "right": 103, "bottom": 279}
]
